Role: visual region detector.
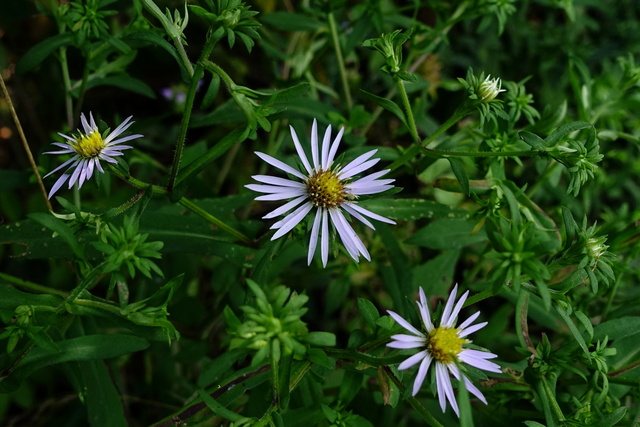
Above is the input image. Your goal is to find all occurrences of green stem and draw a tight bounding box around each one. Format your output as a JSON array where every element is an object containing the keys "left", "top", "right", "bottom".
[
  {"left": 73, "top": 298, "right": 122, "bottom": 316},
  {"left": 540, "top": 376, "right": 565, "bottom": 423},
  {"left": 174, "top": 37, "right": 194, "bottom": 77},
  {"left": 178, "top": 198, "right": 251, "bottom": 244},
  {"left": 59, "top": 46, "right": 74, "bottom": 129},
  {"left": 168, "top": 30, "right": 222, "bottom": 191},
  {"left": 395, "top": 75, "right": 420, "bottom": 144},
  {"left": 383, "top": 366, "right": 444, "bottom": 427},
  {"left": 109, "top": 166, "right": 252, "bottom": 244},
  {"left": 425, "top": 148, "right": 546, "bottom": 158},
  {"left": 0, "top": 272, "right": 68, "bottom": 297},
  {"left": 327, "top": 12, "right": 352, "bottom": 110},
  {"left": 388, "top": 107, "right": 470, "bottom": 171}
]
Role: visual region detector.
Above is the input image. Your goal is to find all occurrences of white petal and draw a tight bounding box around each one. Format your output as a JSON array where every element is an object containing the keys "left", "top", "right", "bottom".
[
  {"left": 457, "top": 311, "right": 481, "bottom": 332},
  {"left": 251, "top": 175, "right": 304, "bottom": 188},
  {"left": 246, "top": 184, "right": 303, "bottom": 194},
  {"left": 397, "top": 350, "right": 428, "bottom": 371},
  {"left": 311, "top": 119, "right": 319, "bottom": 170},
  {"left": 327, "top": 126, "right": 344, "bottom": 168},
  {"left": 331, "top": 209, "right": 370, "bottom": 261},
  {"left": 418, "top": 289, "right": 434, "bottom": 331},
  {"left": 343, "top": 202, "right": 396, "bottom": 225},
  {"left": 412, "top": 353, "right": 433, "bottom": 396},
  {"left": 68, "top": 159, "right": 85, "bottom": 188},
  {"left": 458, "top": 349, "right": 501, "bottom": 373},
  {"left": 444, "top": 289, "right": 469, "bottom": 328},
  {"left": 43, "top": 156, "right": 80, "bottom": 179},
  {"left": 338, "top": 150, "right": 378, "bottom": 179},
  {"left": 458, "top": 321, "right": 487, "bottom": 338},
  {"left": 387, "top": 310, "right": 424, "bottom": 337},
  {"left": 447, "top": 364, "right": 488, "bottom": 404},
  {"left": 48, "top": 174, "right": 70, "bottom": 199},
  {"left": 329, "top": 209, "right": 359, "bottom": 260},
  {"left": 256, "top": 152, "right": 306, "bottom": 180},
  {"left": 262, "top": 195, "right": 308, "bottom": 219},
  {"left": 289, "top": 125, "right": 312, "bottom": 175},
  {"left": 58, "top": 132, "right": 77, "bottom": 143},
  {"left": 104, "top": 115, "right": 135, "bottom": 143},
  {"left": 307, "top": 208, "right": 322, "bottom": 265},
  {"left": 355, "top": 169, "right": 391, "bottom": 183},
  {"left": 342, "top": 204, "right": 374, "bottom": 229},
  {"left": 320, "top": 209, "right": 329, "bottom": 267},
  {"left": 390, "top": 334, "right": 425, "bottom": 343},
  {"left": 348, "top": 184, "right": 395, "bottom": 195},
  {"left": 89, "top": 111, "right": 97, "bottom": 130},
  {"left": 440, "top": 284, "right": 459, "bottom": 327},
  {"left": 254, "top": 189, "right": 306, "bottom": 201},
  {"left": 321, "top": 124, "right": 332, "bottom": 169},
  {"left": 436, "top": 362, "right": 459, "bottom": 416},
  {"left": 347, "top": 178, "right": 395, "bottom": 190},
  {"left": 80, "top": 112, "right": 92, "bottom": 134},
  {"left": 387, "top": 340, "right": 425, "bottom": 350},
  {"left": 106, "top": 134, "right": 142, "bottom": 147},
  {"left": 271, "top": 202, "right": 313, "bottom": 240}
]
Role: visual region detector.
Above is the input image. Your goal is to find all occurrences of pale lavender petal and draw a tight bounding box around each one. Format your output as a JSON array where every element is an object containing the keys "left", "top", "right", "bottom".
[
  {"left": 343, "top": 202, "right": 396, "bottom": 225},
  {"left": 329, "top": 209, "right": 359, "bottom": 260},
  {"left": 307, "top": 208, "right": 322, "bottom": 265},
  {"left": 390, "top": 333, "right": 426, "bottom": 343},
  {"left": 289, "top": 125, "right": 312, "bottom": 175},
  {"left": 339, "top": 158, "right": 381, "bottom": 180},
  {"left": 418, "top": 288, "right": 434, "bottom": 331},
  {"left": 397, "top": 350, "right": 428, "bottom": 371},
  {"left": 246, "top": 184, "right": 304, "bottom": 194},
  {"left": 458, "top": 321, "right": 487, "bottom": 338},
  {"left": 48, "top": 174, "right": 70, "bottom": 199},
  {"left": 347, "top": 183, "right": 394, "bottom": 195},
  {"left": 95, "top": 157, "right": 105, "bottom": 173},
  {"left": 68, "top": 159, "right": 85, "bottom": 188},
  {"left": 80, "top": 113, "right": 92, "bottom": 134},
  {"left": 255, "top": 189, "right": 306, "bottom": 201},
  {"left": 347, "top": 178, "right": 395, "bottom": 190},
  {"left": 338, "top": 150, "right": 378, "bottom": 179},
  {"left": 98, "top": 154, "right": 119, "bottom": 164},
  {"left": 387, "top": 339, "right": 425, "bottom": 350},
  {"left": 327, "top": 127, "right": 344, "bottom": 168},
  {"left": 256, "top": 152, "right": 306, "bottom": 180},
  {"left": 386, "top": 310, "right": 424, "bottom": 337},
  {"left": 458, "top": 349, "right": 501, "bottom": 373},
  {"left": 310, "top": 119, "right": 319, "bottom": 170},
  {"left": 342, "top": 204, "right": 374, "bottom": 229},
  {"left": 436, "top": 362, "right": 459, "bottom": 416},
  {"left": 448, "top": 364, "right": 488, "bottom": 404},
  {"left": 355, "top": 169, "right": 391, "bottom": 182},
  {"left": 457, "top": 311, "right": 481, "bottom": 332},
  {"left": 262, "top": 195, "right": 308, "bottom": 219},
  {"left": 43, "top": 149, "right": 75, "bottom": 155},
  {"left": 331, "top": 209, "right": 370, "bottom": 261},
  {"left": 43, "top": 156, "right": 79, "bottom": 178},
  {"left": 412, "top": 353, "right": 433, "bottom": 396},
  {"left": 271, "top": 202, "right": 313, "bottom": 240},
  {"left": 107, "top": 134, "right": 142, "bottom": 147},
  {"left": 104, "top": 115, "right": 134, "bottom": 144},
  {"left": 320, "top": 209, "right": 329, "bottom": 267},
  {"left": 251, "top": 175, "right": 305, "bottom": 188},
  {"left": 89, "top": 111, "right": 97, "bottom": 130},
  {"left": 444, "top": 289, "right": 469, "bottom": 328},
  {"left": 58, "top": 132, "right": 77, "bottom": 143},
  {"left": 321, "top": 124, "right": 332, "bottom": 169},
  {"left": 440, "top": 284, "right": 459, "bottom": 327}
]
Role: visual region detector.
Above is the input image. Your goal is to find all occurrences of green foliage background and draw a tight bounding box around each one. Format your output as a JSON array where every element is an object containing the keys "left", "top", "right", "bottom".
[{"left": 0, "top": 0, "right": 639, "bottom": 426}]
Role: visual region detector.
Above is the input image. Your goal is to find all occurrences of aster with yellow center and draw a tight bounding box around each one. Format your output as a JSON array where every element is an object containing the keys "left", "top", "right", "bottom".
[
  {"left": 387, "top": 285, "right": 501, "bottom": 417},
  {"left": 44, "top": 112, "right": 142, "bottom": 199},
  {"left": 246, "top": 119, "right": 395, "bottom": 267}
]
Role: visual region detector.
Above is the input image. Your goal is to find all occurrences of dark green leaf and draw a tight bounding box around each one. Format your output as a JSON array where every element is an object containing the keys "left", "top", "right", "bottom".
[
  {"left": 261, "top": 12, "right": 324, "bottom": 32},
  {"left": 16, "top": 33, "right": 74, "bottom": 74},
  {"left": 447, "top": 157, "right": 470, "bottom": 195},
  {"left": 406, "top": 218, "right": 486, "bottom": 249},
  {"left": 357, "top": 298, "right": 380, "bottom": 330},
  {"left": 360, "top": 89, "right": 407, "bottom": 127}
]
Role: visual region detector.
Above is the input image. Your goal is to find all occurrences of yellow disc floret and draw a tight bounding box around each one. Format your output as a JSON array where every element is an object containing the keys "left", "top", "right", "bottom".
[
  {"left": 72, "top": 130, "right": 105, "bottom": 158},
  {"left": 306, "top": 169, "right": 347, "bottom": 209},
  {"left": 427, "top": 327, "right": 467, "bottom": 364}
]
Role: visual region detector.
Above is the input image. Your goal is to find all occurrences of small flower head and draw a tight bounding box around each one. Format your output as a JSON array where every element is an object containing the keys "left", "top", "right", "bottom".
[
  {"left": 478, "top": 75, "right": 506, "bottom": 103},
  {"left": 387, "top": 285, "right": 501, "bottom": 417},
  {"left": 44, "top": 112, "right": 142, "bottom": 199},
  {"left": 246, "top": 119, "right": 396, "bottom": 267}
]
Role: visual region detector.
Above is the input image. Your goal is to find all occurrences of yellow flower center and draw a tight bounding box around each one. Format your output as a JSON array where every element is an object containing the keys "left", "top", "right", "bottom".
[
  {"left": 306, "top": 169, "right": 347, "bottom": 209},
  {"left": 427, "top": 327, "right": 466, "bottom": 364},
  {"left": 72, "top": 130, "right": 105, "bottom": 158}
]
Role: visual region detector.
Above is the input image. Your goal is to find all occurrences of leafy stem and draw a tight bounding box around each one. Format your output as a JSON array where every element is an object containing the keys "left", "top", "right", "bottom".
[{"left": 395, "top": 75, "right": 420, "bottom": 145}]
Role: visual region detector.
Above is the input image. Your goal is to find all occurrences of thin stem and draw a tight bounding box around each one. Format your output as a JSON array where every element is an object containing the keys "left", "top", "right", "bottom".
[
  {"left": 327, "top": 12, "right": 353, "bottom": 110},
  {"left": 178, "top": 198, "right": 252, "bottom": 244},
  {"left": 395, "top": 75, "right": 420, "bottom": 144},
  {"left": 174, "top": 37, "right": 194, "bottom": 77},
  {"left": 388, "top": 107, "right": 469, "bottom": 171},
  {"left": 59, "top": 46, "right": 74, "bottom": 129},
  {"left": 168, "top": 30, "right": 222, "bottom": 191},
  {"left": 109, "top": 166, "right": 251, "bottom": 244},
  {"left": 425, "top": 148, "right": 546, "bottom": 158},
  {"left": 383, "top": 366, "right": 444, "bottom": 427},
  {"left": 0, "top": 272, "right": 68, "bottom": 297},
  {"left": 0, "top": 75, "right": 53, "bottom": 211}
]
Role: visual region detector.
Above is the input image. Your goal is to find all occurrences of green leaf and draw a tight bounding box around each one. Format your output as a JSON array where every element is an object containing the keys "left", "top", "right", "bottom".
[
  {"left": 357, "top": 198, "right": 467, "bottom": 221},
  {"left": 593, "top": 317, "right": 640, "bottom": 342},
  {"left": 16, "top": 33, "right": 74, "bottom": 74},
  {"left": 78, "top": 360, "right": 128, "bottom": 427},
  {"left": 587, "top": 408, "right": 627, "bottom": 427},
  {"left": 75, "top": 74, "right": 156, "bottom": 98},
  {"left": 554, "top": 303, "right": 591, "bottom": 359},
  {"left": 360, "top": 89, "right": 408, "bottom": 127},
  {"left": 29, "top": 212, "right": 85, "bottom": 260},
  {"left": 357, "top": 298, "right": 380, "bottom": 330},
  {"left": 406, "top": 218, "right": 487, "bottom": 249},
  {"left": 304, "top": 332, "right": 336, "bottom": 347},
  {"left": 197, "top": 349, "right": 246, "bottom": 388},
  {"left": 447, "top": 157, "right": 470, "bottom": 195},
  {"left": 261, "top": 12, "right": 324, "bottom": 32},
  {"left": 0, "top": 285, "right": 64, "bottom": 311},
  {"left": 126, "top": 30, "right": 191, "bottom": 81},
  {"left": 544, "top": 121, "right": 592, "bottom": 147},
  {"left": 519, "top": 131, "right": 546, "bottom": 150},
  {"left": 197, "top": 389, "right": 248, "bottom": 422}
]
